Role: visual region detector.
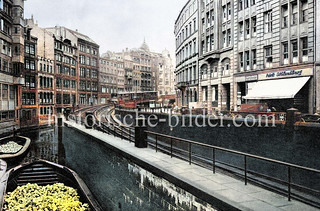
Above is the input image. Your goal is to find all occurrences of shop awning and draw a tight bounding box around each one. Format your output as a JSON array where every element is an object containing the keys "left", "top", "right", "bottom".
[{"left": 244, "top": 77, "right": 310, "bottom": 100}]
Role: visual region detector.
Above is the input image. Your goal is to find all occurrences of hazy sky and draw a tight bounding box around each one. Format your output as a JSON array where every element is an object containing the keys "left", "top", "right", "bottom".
[{"left": 25, "top": 0, "right": 187, "bottom": 57}]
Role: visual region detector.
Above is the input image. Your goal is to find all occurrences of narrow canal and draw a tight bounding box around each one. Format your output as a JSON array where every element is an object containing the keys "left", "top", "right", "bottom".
[{"left": 16, "top": 126, "right": 217, "bottom": 211}]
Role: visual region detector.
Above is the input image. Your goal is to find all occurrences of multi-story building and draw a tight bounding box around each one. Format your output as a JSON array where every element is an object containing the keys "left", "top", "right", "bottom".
[
  {"left": 99, "top": 53, "right": 123, "bottom": 103},
  {"left": 316, "top": 0, "right": 320, "bottom": 113},
  {"left": 99, "top": 41, "right": 175, "bottom": 101},
  {"left": 157, "top": 49, "right": 175, "bottom": 97},
  {"left": 198, "top": 0, "right": 234, "bottom": 113},
  {"left": 175, "top": 0, "right": 320, "bottom": 114},
  {"left": 174, "top": 0, "right": 199, "bottom": 109},
  {"left": 51, "top": 28, "right": 78, "bottom": 113},
  {"left": 25, "top": 17, "right": 56, "bottom": 126},
  {"left": 46, "top": 26, "right": 100, "bottom": 109},
  {"left": 233, "top": 0, "right": 317, "bottom": 113},
  {"left": 123, "top": 58, "right": 134, "bottom": 93},
  {"left": 20, "top": 28, "right": 38, "bottom": 128},
  {"left": 131, "top": 42, "right": 156, "bottom": 92},
  {"left": 76, "top": 32, "right": 100, "bottom": 106},
  {"left": 113, "top": 41, "right": 164, "bottom": 94},
  {"left": 0, "top": 0, "right": 25, "bottom": 134}
]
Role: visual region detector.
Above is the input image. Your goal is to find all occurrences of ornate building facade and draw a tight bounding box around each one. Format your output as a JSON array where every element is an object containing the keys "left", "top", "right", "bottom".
[
  {"left": 175, "top": 0, "right": 320, "bottom": 114},
  {"left": 175, "top": 0, "right": 199, "bottom": 108},
  {"left": 0, "top": 0, "right": 25, "bottom": 133}
]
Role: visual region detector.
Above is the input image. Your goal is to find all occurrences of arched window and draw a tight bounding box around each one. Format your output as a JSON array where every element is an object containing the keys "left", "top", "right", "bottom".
[
  {"left": 200, "top": 64, "right": 208, "bottom": 79},
  {"left": 221, "top": 58, "right": 230, "bottom": 76}
]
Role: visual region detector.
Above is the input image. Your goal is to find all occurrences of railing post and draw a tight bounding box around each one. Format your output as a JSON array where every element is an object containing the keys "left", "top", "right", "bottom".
[
  {"left": 288, "top": 166, "right": 291, "bottom": 201},
  {"left": 189, "top": 143, "right": 192, "bottom": 165},
  {"left": 212, "top": 148, "right": 215, "bottom": 174},
  {"left": 244, "top": 155, "right": 247, "bottom": 185},
  {"left": 134, "top": 118, "right": 147, "bottom": 148},
  {"left": 155, "top": 134, "right": 158, "bottom": 152},
  {"left": 170, "top": 138, "right": 173, "bottom": 158}
]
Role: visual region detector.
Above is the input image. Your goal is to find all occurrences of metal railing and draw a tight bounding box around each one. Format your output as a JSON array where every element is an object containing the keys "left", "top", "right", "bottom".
[
  {"left": 70, "top": 105, "right": 320, "bottom": 208},
  {"left": 145, "top": 130, "right": 320, "bottom": 207},
  {"left": 93, "top": 106, "right": 135, "bottom": 142}
]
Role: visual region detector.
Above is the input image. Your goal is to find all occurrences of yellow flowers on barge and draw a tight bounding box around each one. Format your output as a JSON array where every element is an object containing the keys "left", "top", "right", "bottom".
[{"left": 4, "top": 183, "right": 89, "bottom": 210}]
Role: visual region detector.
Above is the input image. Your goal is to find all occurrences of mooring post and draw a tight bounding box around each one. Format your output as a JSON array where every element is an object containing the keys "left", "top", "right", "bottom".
[
  {"left": 286, "top": 108, "right": 299, "bottom": 129},
  {"left": 135, "top": 117, "right": 147, "bottom": 148}
]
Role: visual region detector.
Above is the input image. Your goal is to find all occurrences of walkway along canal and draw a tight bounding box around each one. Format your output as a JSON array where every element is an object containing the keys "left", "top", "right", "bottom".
[
  {"left": 64, "top": 116, "right": 320, "bottom": 211},
  {"left": 17, "top": 126, "right": 217, "bottom": 211},
  {"left": 113, "top": 108, "right": 320, "bottom": 208}
]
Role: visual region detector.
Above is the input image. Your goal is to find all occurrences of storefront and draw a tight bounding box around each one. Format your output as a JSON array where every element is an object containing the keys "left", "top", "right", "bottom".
[{"left": 235, "top": 67, "right": 314, "bottom": 113}]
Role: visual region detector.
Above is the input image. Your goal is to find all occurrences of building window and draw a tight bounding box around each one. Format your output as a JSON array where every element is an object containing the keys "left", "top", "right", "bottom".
[
  {"left": 86, "top": 82, "right": 91, "bottom": 91},
  {"left": 201, "top": 41, "right": 205, "bottom": 54},
  {"left": 282, "top": 5, "right": 288, "bottom": 28},
  {"left": 283, "top": 42, "right": 289, "bottom": 65},
  {"left": 71, "top": 68, "right": 76, "bottom": 76},
  {"left": 251, "top": 0, "right": 255, "bottom": 6},
  {"left": 239, "top": 21, "right": 244, "bottom": 40},
  {"left": 301, "top": 37, "right": 308, "bottom": 56},
  {"left": 252, "top": 49, "right": 257, "bottom": 69},
  {"left": 80, "top": 55, "right": 85, "bottom": 64},
  {"left": 22, "top": 93, "right": 35, "bottom": 105},
  {"left": 56, "top": 94, "right": 61, "bottom": 104},
  {"left": 245, "top": 19, "right": 250, "bottom": 39},
  {"left": 264, "top": 46, "right": 273, "bottom": 66},
  {"left": 292, "top": 40, "right": 298, "bottom": 61},
  {"left": 80, "top": 68, "right": 85, "bottom": 77},
  {"left": 245, "top": 51, "right": 250, "bottom": 70},
  {"left": 56, "top": 78, "right": 62, "bottom": 88},
  {"left": 206, "top": 12, "right": 210, "bottom": 26},
  {"left": 291, "top": 1, "right": 298, "bottom": 25},
  {"left": 102, "top": 86, "right": 106, "bottom": 93},
  {"left": 301, "top": 0, "right": 308, "bottom": 23},
  {"left": 251, "top": 16, "right": 256, "bottom": 36},
  {"left": 92, "top": 70, "right": 98, "bottom": 79},
  {"left": 63, "top": 80, "right": 70, "bottom": 88},
  {"left": 30, "top": 60, "right": 35, "bottom": 70},
  {"left": 80, "top": 81, "right": 86, "bottom": 90},
  {"left": 239, "top": 52, "right": 244, "bottom": 70},
  {"left": 222, "top": 64, "right": 230, "bottom": 76},
  {"left": 201, "top": 18, "right": 205, "bottom": 33},
  {"left": 227, "top": 29, "right": 231, "bottom": 46},
  {"left": 301, "top": 37, "right": 308, "bottom": 61},
  {"left": 227, "top": 3, "right": 231, "bottom": 19},
  {"left": 222, "top": 5, "right": 227, "bottom": 21},
  {"left": 223, "top": 31, "right": 227, "bottom": 47},
  {"left": 25, "top": 76, "right": 35, "bottom": 88},
  {"left": 244, "top": 0, "right": 249, "bottom": 9},
  {"left": 86, "top": 69, "right": 91, "bottom": 78},
  {"left": 63, "top": 94, "right": 71, "bottom": 104},
  {"left": 239, "top": 0, "right": 243, "bottom": 10},
  {"left": 9, "top": 86, "right": 15, "bottom": 100},
  {"left": 264, "top": 10, "right": 272, "bottom": 33},
  {"left": 2, "top": 84, "right": 8, "bottom": 100}
]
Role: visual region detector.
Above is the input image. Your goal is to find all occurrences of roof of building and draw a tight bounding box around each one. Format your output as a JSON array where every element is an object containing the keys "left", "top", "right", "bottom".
[
  {"left": 68, "top": 29, "right": 97, "bottom": 45},
  {"left": 46, "top": 26, "right": 98, "bottom": 46},
  {"left": 140, "top": 39, "right": 150, "bottom": 52}
]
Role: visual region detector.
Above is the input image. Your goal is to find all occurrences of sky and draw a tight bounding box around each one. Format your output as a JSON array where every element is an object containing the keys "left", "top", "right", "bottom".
[{"left": 25, "top": 0, "right": 187, "bottom": 57}]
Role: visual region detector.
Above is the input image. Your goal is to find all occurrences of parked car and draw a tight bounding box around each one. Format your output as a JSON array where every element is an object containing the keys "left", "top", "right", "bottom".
[{"left": 301, "top": 114, "right": 320, "bottom": 123}]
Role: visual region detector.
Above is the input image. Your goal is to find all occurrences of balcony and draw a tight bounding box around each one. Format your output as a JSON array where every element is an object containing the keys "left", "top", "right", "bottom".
[{"left": 176, "top": 82, "right": 188, "bottom": 89}]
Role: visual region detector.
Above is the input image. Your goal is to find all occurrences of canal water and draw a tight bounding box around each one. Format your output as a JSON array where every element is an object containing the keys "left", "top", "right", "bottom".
[{"left": 17, "top": 127, "right": 217, "bottom": 211}]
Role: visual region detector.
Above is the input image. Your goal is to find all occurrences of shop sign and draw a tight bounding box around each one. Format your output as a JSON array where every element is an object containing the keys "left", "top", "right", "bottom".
[
  {"left": 245, "top": 75, "right": 258, "bottom": 81},
  {"left": 259, "top": 68, "right": 313, "bottom": 80}
]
